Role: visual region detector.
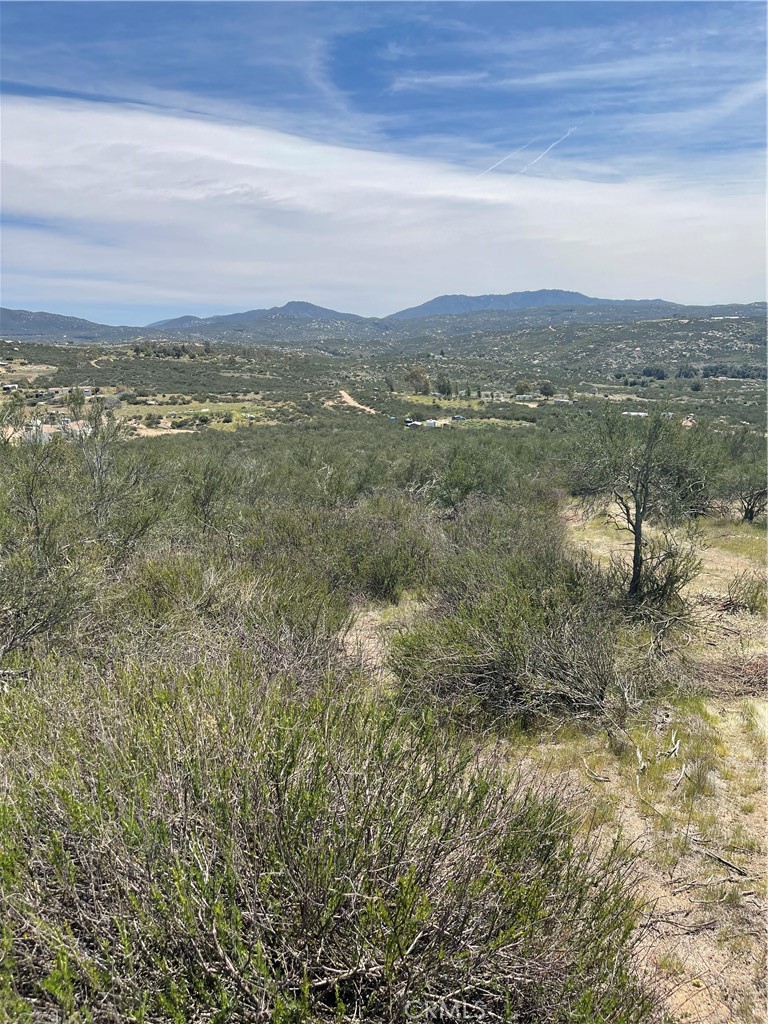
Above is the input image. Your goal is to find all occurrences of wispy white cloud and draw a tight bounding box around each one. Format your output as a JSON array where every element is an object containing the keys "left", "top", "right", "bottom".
[
  {"left": 391, "top": 53, "right": 705, "bottom": 93},
  {"left": 495, "top": 53, "right": 731, "bottom": 90},
  {"left": 634, "top": 79, "right": 766, "bottom": 135},
  {"left": 1, "top": 94, "right": 764, "bottom": 319},
  {"left": 390, "top": 71, "right": 490, "bottom": 93}
]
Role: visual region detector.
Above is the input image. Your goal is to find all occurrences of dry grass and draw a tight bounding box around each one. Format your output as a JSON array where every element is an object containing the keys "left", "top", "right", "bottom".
[
  {"left": 0, "top": 362, "right": 58, "bottom": 382},
  {"left": 346, "top": 508, "right": 766, "bottom": 1022},
  {"left": 559, "top": 508, "right": 767, "bottom": 1024}
]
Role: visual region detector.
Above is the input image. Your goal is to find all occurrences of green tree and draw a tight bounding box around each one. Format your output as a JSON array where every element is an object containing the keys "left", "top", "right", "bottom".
[
  {"left": 721, "top": 430, "right": 767, "bottom": 522},
  {"left": 406, "top": 366, "right": 430, "bottom": 396},
  {"left": 576, "top": 410, "right": 700, "bottom": 601},
  {"left": 538, "top": 380, "right": 556, "bottom": 398},
  {"left": 435, "top": 374, "right": 452, "bottom": 397}
]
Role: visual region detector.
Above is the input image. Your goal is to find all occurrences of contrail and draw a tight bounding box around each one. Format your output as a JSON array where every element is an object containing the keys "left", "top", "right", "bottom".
[
  {"left": 476, "top": 138, "right": 540, "bottom": 177},
  {"left": 515, "top": 125, "right": 577, "bottom": 175},
  {"left": 477, "top": 125, "right": 577, "bottom": 178}
]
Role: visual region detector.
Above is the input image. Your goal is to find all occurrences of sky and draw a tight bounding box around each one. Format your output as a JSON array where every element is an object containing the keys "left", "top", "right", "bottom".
[{"left": 0, "top": 1, "right": 765, "bottom": 325}]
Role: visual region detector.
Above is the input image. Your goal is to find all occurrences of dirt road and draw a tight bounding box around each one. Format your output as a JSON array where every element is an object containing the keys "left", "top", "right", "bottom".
[{"left": 338, "top": 390, "right": 376, "bottom": 414}]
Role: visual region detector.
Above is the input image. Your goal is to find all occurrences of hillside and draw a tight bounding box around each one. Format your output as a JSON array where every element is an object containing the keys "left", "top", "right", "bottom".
[
  {"left": 148, "top": 300, "right": 366, "bottom": 329},
  {"left": 386, "top": 288, "right": 678, "bottom": 319},
  {"left": 3, "top": 300, "right": 764, "bottom": 356},
  {"left": 0, "top": 307, "right": 140, "bottom": 343}
]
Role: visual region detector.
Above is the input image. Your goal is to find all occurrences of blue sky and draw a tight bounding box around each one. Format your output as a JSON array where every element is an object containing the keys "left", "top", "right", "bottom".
[{"left": 1, "top": 1, "right": 765, "bottom": 324}]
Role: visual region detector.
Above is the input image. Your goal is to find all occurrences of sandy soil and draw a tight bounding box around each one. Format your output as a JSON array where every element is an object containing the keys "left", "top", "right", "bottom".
[
  {"left": 337, "top": 390, "right": 376, "bottom": 414},
  {"left": 132, "top": 425, "right": 196, "bottom": 437}
]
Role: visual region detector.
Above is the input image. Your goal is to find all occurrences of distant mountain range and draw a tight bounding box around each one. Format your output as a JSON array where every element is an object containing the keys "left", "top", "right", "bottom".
[
  {"left": 1, "top": 291, "right": 764, "bottom": 348},
  {"left": 386, "top": 289, "right": 675, "bottom": 320},
  {"left": 147, "top": 290, "right": 679, "bottom": 328}
]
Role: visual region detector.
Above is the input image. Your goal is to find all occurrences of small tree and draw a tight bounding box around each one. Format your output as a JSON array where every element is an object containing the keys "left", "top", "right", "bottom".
[
  {"left": 736, "top": 475, "right": 768, "bottom": 523},
  {"left": 405, "top": 365, "right": 430, "bottom": 396},
  {"left": 538, "top": 380, "right": 556, "bottom": 398},
  {"left": 435, "top": 374, "right": 452, "bottom": 397},
  {"left": 576, "top": 410, "right": 700, "bottom": 601},
  {"left": 726, "top": 463, "right": 767, "bottom": 523}
]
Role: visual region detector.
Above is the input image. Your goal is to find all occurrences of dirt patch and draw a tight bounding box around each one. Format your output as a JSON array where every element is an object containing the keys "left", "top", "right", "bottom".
[
  {"left": 133, "top": 425, "right": 196, "bottom": 437},
  {"left": 337, "top": 390, "right": 376, "bottom": 414},
  {"left": 344, "top": 608, "right": 390, "bottom": 678},
  {"left": 343, "top": 594, "right": 427, "bottom": 690}
]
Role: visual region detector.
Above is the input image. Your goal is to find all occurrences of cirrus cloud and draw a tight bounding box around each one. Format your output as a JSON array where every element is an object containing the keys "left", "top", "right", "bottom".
[{"left": 1, "top": 93, "right": 764, "bottom": 322}]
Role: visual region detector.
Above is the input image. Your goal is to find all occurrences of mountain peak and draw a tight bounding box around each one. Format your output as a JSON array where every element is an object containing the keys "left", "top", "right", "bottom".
[{"left": 268, "top": 301, "right": 363, "bottom": 320}]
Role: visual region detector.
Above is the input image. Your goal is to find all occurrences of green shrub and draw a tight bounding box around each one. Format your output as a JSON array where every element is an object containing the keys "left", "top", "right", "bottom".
[
  {"left": 390, "top": 552, "right": 618, "bottom": 723},
  {"left": 0, "top": 547, "right": 94, "bottom": 660},
  {"left": 334, "top": 497, "right": 436, "bottom": 603},
  {"left": 1, "top": 669, "right": 660, "bottom": 1023},
  {"left": 432, "top": 438, "right": 509, "bottom": 509},
  {"left": 242, "top": 496, "right": 436, "bottom": 608},
  {"left": 109, "top": 549, "right": 352, "bottom": 676}
]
